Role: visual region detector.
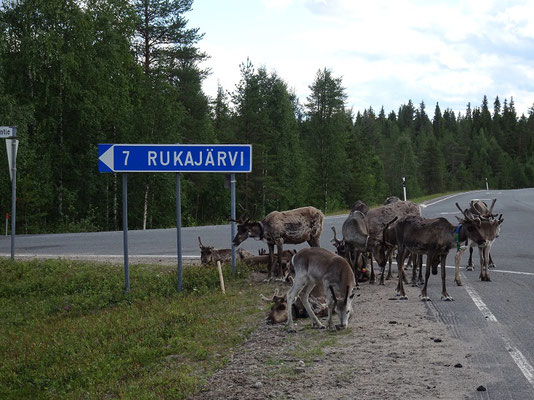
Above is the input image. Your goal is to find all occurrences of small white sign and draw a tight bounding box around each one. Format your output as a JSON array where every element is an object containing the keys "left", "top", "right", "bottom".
[
  {"left": 0, "top": 126, "right": 15, "bottom": 138},
  {"left": 6, "top": 139, "right": 18, "bottom": 181}
]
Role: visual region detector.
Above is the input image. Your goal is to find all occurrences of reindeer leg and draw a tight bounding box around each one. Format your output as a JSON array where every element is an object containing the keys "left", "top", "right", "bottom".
[
  {"left": 441, "top": 255, "right": 453, "bottom": 301},
  {"left": 411, "top": 254, "right": 418, "bottom": 287},
  {"left": 275, "top": 242, "right": 284, "bottom": 281},
  {"left": 481, "top": 246, "right": 491, "bottom": 282},
  {"left": 385, "top": 247, "right": 394, "bottom": 280},
  {"left": 478, "top": 247, "right": 487, "bottom": 281},
  {"left": 416, "top": 255, "right": 424, "bottom": 286},
  {"left": 420, "top": 254, "right": 432, "bottom": 301},
  {"left": 466, "top": 246, "right": 474, "bottom": 271},
  {"left": 265, "top": 242, "right": 275, "bottom": 281},
  {"left": 396, "top": 247, "right": 408, "bottom": 299},
  {"left": 300, "top": 283, "right": 325, "bottom": 330},
  {"left": 488, "top": 251, "right": 496, "bottom": 269},
  {"left": 286, "top": 277, "right": 306, "bottom": 333},
  {"left": 454, "top": 247, "right": 466, "bottom": 286},
  {"left": 369, "top": 253, "right": 376, "bottom": 284}
]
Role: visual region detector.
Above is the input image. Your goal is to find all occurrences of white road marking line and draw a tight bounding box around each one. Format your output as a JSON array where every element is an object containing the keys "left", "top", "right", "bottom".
[
  {"left": 463, "top": 284, "right": 497, "bottom": 322},
  {"left": 421, "top": 191, "right": 485, "bottom": 208},
  {"left": 463, "top": 282, "right": 534, "bottom": 390},
  {"left": 391, "top": 261, "right": 534, "bottom": 277}
]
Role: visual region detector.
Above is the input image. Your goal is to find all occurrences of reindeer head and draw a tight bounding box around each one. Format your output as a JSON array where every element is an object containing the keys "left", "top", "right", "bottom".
[
  {"left": 231, "top": 217, "right": 264, "bottom": 246},
  {"left": 456, "top": 203, "right": 499, "bottom": 245},
  {"left": 329, "top": 285, "right": 357, "bottom": 330},
  {"left": 265, "top": 289, "right": 289, "bottom": 324},
  {"left": 198, "top": 237, "right": 215, "bottom": 264},
  {"left": 331, "top": 226, "right": 347, "bottom": 257}
]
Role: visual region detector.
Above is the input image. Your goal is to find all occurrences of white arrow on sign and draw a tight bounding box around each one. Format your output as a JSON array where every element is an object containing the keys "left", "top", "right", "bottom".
[
  {"left": 0, "top": 126, "right": 15, "bottom": 138},
  {"left": 5, "top": 138, "right": 18, "bottom": 181},
  {"left": 98, "top": 145, "right": 114, "bottom": 171}
]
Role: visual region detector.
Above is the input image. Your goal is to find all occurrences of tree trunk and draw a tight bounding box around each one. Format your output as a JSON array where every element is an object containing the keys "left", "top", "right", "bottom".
[{"left": 143, "top": 182, "right": 149, "bottom": 230}]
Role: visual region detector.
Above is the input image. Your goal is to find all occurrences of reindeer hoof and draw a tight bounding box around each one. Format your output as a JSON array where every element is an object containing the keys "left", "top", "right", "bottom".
[
  {"left": 441, "top": 295, "right": 454, "bottom": 301},
  {"left": 455, "top": 279, "right": 463, "bottom": 286},
  {"left": 466, "top": 266, "right": 474, "bottom": 271},
  {"left": 489, "top": 264, "right": 496, "bottom": 269},
  {"left": 287, "top": 326, "right": 297, "bottom": 333},
  {"left": 420, "top": 296, "right": 431, "bottom": 302},
  {"left": 313, "top": 322, "right": 326, "bottom": 330},
  {"left": 399, "top": 295, "right": 408, "bottom": 300},
  {"left": 411, "top": 281, "right": 418, "bottom": 287}
]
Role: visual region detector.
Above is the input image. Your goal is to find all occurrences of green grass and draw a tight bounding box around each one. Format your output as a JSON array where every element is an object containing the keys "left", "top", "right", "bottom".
[{"left": 0, "top": 258, "right": 273, "bottom": 399}]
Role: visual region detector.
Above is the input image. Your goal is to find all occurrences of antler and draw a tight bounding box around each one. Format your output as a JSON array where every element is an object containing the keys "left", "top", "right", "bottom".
[
  {"left": 488, "top": 198, "right": 497, "bottom": 215},
  {"left": 198, "top": 236, "right": 204, "bottom": 249},
  {"left": 331, "top": 226, "right": 342, "bottom": 245},
  {"left": 455, "top": 202, "right": 469, "bottom": 219},
  {"left": 344, "top": 285, "right": 350, "bottom": 305}
]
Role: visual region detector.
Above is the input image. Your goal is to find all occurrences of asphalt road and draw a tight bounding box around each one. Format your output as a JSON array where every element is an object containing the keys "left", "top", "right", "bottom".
[{"left": 1, "top": 188, "right": 534, "bottom": 398}]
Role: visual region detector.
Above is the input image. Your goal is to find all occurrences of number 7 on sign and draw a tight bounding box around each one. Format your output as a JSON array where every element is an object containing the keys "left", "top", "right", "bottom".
[{"left": 122, "top": 151, "right": 130, "bottom": 166}]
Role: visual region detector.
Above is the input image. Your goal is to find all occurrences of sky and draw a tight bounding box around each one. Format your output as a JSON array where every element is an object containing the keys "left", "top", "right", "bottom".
[{"left": 187, "top": 0, "right": 534, "bottom": 117}]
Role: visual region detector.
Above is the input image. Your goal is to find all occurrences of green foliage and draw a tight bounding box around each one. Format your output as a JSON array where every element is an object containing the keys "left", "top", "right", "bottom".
[
  {"left": 1, "top": 0, "right": 532, "bottom": 232},
  {"left": 0, "top": 258, "right": 267, "bottom": 399}
]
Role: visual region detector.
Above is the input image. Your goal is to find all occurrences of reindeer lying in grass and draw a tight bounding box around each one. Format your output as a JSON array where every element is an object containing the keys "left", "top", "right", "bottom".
[
  {"left": 198, "top": 237, "right": 253, "bottom": 265},
  {"left": 287, "top": 247, "right": 356, "bottom": 332},
  {"left": 262, "top": 287, "right": 328, "bottom": 324}
]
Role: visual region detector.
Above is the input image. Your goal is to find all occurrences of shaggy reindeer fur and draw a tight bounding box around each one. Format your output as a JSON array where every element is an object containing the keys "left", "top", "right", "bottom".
[{"left": 232, "top": 206, "right": 324, "bottom": 279}]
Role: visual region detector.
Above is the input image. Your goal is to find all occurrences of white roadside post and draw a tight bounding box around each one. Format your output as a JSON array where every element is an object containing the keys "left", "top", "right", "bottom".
[
  {"left": 402, "top": 176, "right": 407, "bottom": 201},
  {"left": 1, "top": 126, "right": 18, "bottom": 260}
]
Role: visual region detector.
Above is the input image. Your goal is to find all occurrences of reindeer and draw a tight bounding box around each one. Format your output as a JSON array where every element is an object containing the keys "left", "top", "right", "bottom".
[
  {"left": 463, "top": 199, "right": 503, "bottom": 271},
  {"left": 262, "top": 287, "right": 328, "bottom": 324},
  {"left": 339, "top": 200, "right": 421, "bottom": 285},
  {"left": 232, "top": 206, "right": 324, "bottom": 280},
  {"left": 198, "top": 237, "right": 253, "bottom": 265},
  {"left": 331, "top": 226, "right": 368, "bottom": 283},
  {"left": 393, "top": 212, "right": 489, "bottom": 301},
  {"left": 454, "top": 202, "right": 503, "bottom": 282},
  {"left": 287, "top": 247, "right": 357, "bottom": 332}
]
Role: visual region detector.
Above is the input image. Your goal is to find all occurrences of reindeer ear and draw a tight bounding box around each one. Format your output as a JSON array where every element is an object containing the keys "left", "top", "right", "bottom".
[{"left": 329, "top": 286, "right": 338, "bottom": 306}]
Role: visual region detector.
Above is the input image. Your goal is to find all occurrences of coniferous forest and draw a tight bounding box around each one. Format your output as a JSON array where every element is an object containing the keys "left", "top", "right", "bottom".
[{"left": 0, "top": 0, "right": 533, "bottom": 233}]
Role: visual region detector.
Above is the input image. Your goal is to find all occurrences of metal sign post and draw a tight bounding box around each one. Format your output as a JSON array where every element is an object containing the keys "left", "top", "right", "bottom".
[
  {"left": 98, "top": 143, "right": 252, "bottom": 291},
  {"left": 122, "top": 174, "right": 129, "bottom": 292},
  {"left": 1, "top": 126, "right": 17, "bottom": 260},
  {"left": 230, "top": 173, "right": 236, "bottom": 274},
  {"left": 176, "top": 173, "right": 182, "bottom": 291}
]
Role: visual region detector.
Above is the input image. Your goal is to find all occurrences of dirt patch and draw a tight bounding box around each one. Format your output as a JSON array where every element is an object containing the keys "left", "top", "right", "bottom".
[{"left": 191, "top": 277, "right": 489, "bottom": 400}]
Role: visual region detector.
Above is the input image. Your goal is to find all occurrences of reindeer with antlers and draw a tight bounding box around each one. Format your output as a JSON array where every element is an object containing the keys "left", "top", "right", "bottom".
[
  {"left": 231, "top": 206, "right": 324, "bottom": 280},
  {"left": 454, "top": 200, "right": 503, "bottom": 283}
]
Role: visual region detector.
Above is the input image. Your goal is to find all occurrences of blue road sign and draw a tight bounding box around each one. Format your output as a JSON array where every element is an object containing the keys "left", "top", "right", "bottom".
[{"left": 98, "top": 144, "right": 252, "bottom": 173}]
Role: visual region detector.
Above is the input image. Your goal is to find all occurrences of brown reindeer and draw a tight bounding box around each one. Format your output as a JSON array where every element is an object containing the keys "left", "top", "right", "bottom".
[
  {"left": 394, "top": 212, "right": 489, "bottom": 301},
  {"left": 198, "top": 236, "right": 253, "bottom": 265},
  {"left": 287, "top": 247, "right": 356, "bottom": 332},
  {"left": 463, "top": 199, "right": 503, "bottom": 271},
  {"left": 454, "top": 202, "right": 503, "bottom": 282},
  {"left": 263, "top": 287, "right": 328, "bottom": 324},
  {"left": 340, "top": 200, "right": 421, "bottom": 285},
  {"left": 232, "top": 206, "right": 324, "bottom": 280}
]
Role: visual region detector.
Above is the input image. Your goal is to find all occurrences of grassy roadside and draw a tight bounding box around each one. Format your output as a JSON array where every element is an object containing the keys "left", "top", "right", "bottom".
[{"left": 0, "top": 259, "right": 276, "bottom": 399}]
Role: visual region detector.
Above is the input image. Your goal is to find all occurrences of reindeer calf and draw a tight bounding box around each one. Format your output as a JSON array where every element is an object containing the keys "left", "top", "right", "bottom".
[{"left": 287, "top": 247, "right": 356, "bottom": 332}]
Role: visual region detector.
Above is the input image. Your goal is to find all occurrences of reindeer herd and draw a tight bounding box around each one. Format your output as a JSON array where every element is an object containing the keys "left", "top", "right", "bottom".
[{"left": 198, "top": 198, "right": 503, "bottom": 333}]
